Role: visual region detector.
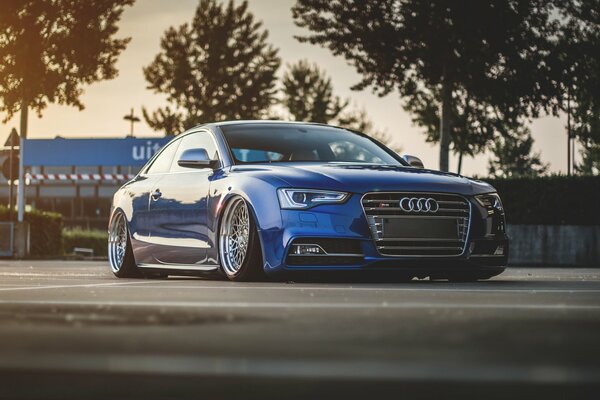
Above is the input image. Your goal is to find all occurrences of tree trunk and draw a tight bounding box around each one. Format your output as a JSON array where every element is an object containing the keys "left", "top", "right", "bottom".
[
  {"left": 457, "top": 149, "right": 463, "bottom": 175},
  {"left": 439, "top": 80, "right": 451, "bottom": 172},
  {"left": 20, "top": 99, "right": 28, "bottom": 139}
]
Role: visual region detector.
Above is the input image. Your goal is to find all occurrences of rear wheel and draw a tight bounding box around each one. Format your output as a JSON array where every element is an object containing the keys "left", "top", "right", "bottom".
[
  {"left": 108, "top": 211, "right": 140, "bottom": 278},
  {"left": 218, "top": 197, "right": 264, "bottom": 281}
]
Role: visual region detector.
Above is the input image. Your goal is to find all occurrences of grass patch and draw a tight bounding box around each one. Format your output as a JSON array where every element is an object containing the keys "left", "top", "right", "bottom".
[{"left": 63, "top": 228, "right": 107, "bottom": 257}]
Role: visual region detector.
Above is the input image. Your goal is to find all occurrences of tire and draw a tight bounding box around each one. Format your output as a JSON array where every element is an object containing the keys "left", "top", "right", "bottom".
[
  {"left": 108, "top": 211, "right": 141, "bottom": 278},
  {"left": 218, "top": 196, "right": 265, "bottom": 282}
]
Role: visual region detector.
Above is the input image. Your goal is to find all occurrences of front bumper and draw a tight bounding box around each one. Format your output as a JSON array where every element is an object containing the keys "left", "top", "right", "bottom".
[{"left": 259, "top": 193, "right": 508, "bottom": 277}]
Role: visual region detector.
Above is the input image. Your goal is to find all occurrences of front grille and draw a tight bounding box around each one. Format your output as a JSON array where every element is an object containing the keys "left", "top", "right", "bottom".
[{"left": 361, "top": 192, "right": 471, "bottom": 257}]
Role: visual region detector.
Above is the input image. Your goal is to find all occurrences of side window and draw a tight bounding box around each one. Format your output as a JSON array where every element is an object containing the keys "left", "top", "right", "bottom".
[
  {"left": 170, "top": 131, "right": 219, "bottom": 172},
  {"left": 145, "top": 140, "right": 180, "bottom": 175}
]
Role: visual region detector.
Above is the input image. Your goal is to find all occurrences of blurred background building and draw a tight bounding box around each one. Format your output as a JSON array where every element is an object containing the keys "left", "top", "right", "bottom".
[{"left": 0, "top": 136, "right": 169, "bottom": 229}]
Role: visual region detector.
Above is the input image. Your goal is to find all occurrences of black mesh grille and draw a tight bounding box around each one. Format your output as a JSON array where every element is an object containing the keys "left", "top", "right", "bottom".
[{"left": 361, "top": 192, "right": 471, "bottom": 257}]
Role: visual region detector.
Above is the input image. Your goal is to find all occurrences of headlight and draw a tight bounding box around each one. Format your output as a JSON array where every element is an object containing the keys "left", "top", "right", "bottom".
[
  {"left": 475, "top": 193, "right": 504, "bottom": 212},
  {"left": 277, "top": 188, "right": 349, "bottom": 209}
]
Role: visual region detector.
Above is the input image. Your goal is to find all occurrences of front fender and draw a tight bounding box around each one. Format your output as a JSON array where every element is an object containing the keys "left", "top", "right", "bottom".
[{"left": 207, "top": 170, "right": 286, "bottom": 268}]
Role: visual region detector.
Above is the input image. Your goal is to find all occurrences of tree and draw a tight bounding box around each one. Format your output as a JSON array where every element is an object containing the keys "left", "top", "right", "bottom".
[
  {"left": 557, "top": 1, "right": 600, "bottom": 175},
  {"left": 0, "top": 0, "right": 134, "bottom": 139},
  {"left": 281, "top": 60, "right": 348, "bottom": 123},
  {"left": 405, "top": 87, "right": 523, "bottom": 174},
  {"left": 337, "top": 108, "right": 401, "bottom": 152},
  {"left": 143, "top": 0, "right": 280, "bottom": 135},
  {"left": 293, "top": 0, "right": 561, "bottom": 172},
  {"left": 280, "top": 60, "right": 398, "bottom": 149},
  {"left": 573, "top": 76, "right": 600, "bottom": 174},
  {"left": 488, "top": 129, "right": 548, "bottom": 178},
  {"left": 577, "top": 143, "right": 600, "bottom": 175}
]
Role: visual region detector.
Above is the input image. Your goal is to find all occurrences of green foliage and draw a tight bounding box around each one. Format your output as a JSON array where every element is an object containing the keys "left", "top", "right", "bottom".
[
  {"left": 404, "top": 87, "right": 512, "bottom": 160},
  {"left": 337, "top": 108, "right": 401, "bottom": 152},
  {"left": 25, "top": 210, "right": 64, "bottom": 257},
  {"left": 292, "top": 1, "right": 568, "bottom": 171},
  {"left": 143, "top": 0, "right": 281, "bottom": 135},
  {"left": 558, "top": 0, "right": 600, "bottom": 138},
  {"left": 488, "top": 128, "right": 548, "bottom": 178},
  {"left": 560, "top": 2, "right": 600, "bottom": 176},
  {"left": 0, "top": 0, "right": 134, "bottom": 121},
  {"left": 483, "top": 175, "right": 600, "bottom": 226},
  {"left": 63, "top": 228, "right": 107, "bottom": 257},
  {"left": 282, "top": 60, "right": 348, "bottom": 123},
  {"left": 577, "top": 142, "right": 600, "bottom": 175},
  {"left": 279, "top": 60, "right": 397, "bottom": 149},
  {"left": 0, "top": 206, "right": 63, "bottom": 257}
]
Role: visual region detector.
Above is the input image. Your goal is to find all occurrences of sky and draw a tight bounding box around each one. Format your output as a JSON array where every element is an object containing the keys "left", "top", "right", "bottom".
[{"left": 1, "top": 0, "right": 575, "bottom": 176}]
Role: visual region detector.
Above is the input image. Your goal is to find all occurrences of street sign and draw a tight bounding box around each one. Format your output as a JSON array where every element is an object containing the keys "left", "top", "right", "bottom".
[
  {"left": 2, "top": 156, "right": 18, "bottom": 181},
  {"left": 22, "top": 137, "right": 172, "bottom": 167},
  {"left": 3, "top": 128, "right": 19, "bottom": 147}
]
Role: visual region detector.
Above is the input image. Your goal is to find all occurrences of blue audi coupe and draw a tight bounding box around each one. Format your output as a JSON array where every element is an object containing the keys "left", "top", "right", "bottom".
[{"left": 108, "top": 121, "right": 508, "bottom": 281}]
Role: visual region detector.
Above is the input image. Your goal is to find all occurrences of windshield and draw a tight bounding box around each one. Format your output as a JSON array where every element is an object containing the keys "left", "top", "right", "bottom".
[{"left": 220, "top": 123, "right": 404, "bottom": 165}]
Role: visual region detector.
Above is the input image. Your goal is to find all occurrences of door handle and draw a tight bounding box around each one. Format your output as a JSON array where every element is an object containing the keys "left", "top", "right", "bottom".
[{"left": 151, "top": 189, "right": 162, "bottom": 201}]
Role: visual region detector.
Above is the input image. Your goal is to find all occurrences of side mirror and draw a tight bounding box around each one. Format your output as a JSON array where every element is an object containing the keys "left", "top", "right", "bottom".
[
  {"left": 402, "top": 154, "right": 424, "bottom": 168},
  {"left": 177, "top": 148, "right": 219, "bottom": 169}
]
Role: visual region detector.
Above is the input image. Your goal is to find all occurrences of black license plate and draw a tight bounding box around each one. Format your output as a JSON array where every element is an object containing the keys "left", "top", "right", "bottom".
[{"left": 382, "top": 217, "right": 459, "bottom": 239}]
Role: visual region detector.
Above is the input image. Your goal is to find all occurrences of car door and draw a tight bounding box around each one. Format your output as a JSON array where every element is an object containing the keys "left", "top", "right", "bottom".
[
  {"left": 129, "top": 138, "right": 181, "bottom": 265},
  {"left": 147, "top": 130, "right": 220, "bottom": 265}
]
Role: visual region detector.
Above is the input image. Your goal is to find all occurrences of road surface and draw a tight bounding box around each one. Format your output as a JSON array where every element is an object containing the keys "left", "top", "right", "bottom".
[{"left": 0, "top": 260, "right": 599, "bottom": 399}]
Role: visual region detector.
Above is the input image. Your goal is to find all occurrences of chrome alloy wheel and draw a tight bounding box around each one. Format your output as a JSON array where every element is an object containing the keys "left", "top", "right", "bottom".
[
  {"left": 219, "top": 197, "right": 251, "bottom": 276},
  {"left": 108, "top": 212, "right": 128, "bottom": 273}
]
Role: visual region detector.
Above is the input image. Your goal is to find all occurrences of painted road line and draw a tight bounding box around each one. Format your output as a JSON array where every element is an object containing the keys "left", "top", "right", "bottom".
[
  {"left": 0, "top": 299, "right": 599, "bottom": 311},
  {"left": 0, "top": 281, "right": 157, "bottom": 292},
  {"left": 0, "top": 353, "right": 598, "bottom": 384},
  {"left": 0, "top": 272, "right": 107, "bottom": 277},
  {"left": 98, "top": 284, "right": 600, "bottom": 294}
]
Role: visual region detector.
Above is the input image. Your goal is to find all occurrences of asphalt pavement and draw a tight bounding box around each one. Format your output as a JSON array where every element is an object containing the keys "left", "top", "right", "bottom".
[{"left": 0, "top": 260, "right": 599, "bottom": 399}]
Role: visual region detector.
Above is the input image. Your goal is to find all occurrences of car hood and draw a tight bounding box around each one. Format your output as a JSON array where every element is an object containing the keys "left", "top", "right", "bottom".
[{"left": 231, "top": 163, "right": 495, "bottom": 196}]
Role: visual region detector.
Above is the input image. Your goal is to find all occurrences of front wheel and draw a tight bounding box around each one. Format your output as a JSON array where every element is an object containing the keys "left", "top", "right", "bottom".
[
  {"left": 108, "top": 211, "right": 140, "bottom": 278},
  {"left": 218, "top": 197, "right": 264, "bottom": 281}
]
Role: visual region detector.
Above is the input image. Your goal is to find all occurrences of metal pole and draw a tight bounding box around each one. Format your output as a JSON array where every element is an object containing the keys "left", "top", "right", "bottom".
[
  {"left": 129, "top": 108, "right": 133, "bottom": 136},
  {"left": 17, "top": 138, "right": 25, "bottom": 222},
  {"left": 567, "top": 85, "right": 571, "bottom": 176},
  {"left": 17, "top": 101, "right": 28, "bottom": 223},
  {"left": 124, "top": 108, "right": 140, "bottom": 138},
  {"left": 8, "top": 134, "right": 14, "bottom": 221},
  {"left": 572, "top": 135, "right": 576, "bottom": 173}
]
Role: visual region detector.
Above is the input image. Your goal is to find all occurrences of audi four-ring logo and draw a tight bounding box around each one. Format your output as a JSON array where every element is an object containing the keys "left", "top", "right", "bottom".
[{"left": 399, "top": 197, "right": 439, "bottom": 213}]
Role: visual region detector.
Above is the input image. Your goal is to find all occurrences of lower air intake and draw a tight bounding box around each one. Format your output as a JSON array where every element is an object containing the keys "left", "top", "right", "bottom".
[{"left": 286, "top": 238, "right": 363, "bottom": 266}]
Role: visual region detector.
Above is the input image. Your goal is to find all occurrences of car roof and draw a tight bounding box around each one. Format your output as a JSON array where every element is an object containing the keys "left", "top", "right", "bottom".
[{"left": 193, "top": 120, "right": 336, "bottom": 130}]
